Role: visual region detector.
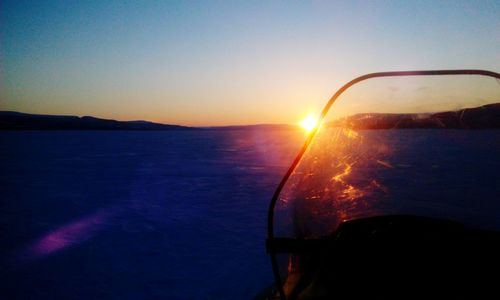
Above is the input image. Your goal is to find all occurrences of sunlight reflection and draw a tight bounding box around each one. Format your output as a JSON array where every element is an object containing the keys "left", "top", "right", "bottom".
[
  {"left": 376, "top": 159, "right": 393, "bottom": 168},
  {"left": 331, "top": 162, "right": 353, "bottom": 183},
  {"left": 14, "top": 209, "right": 112, "bottom": 264},
  {"left": 345, "top": 128, "right": 359, "bottom": 139},
  {"left": 276, "top": 127, "right": 390, "bottom": 238}
]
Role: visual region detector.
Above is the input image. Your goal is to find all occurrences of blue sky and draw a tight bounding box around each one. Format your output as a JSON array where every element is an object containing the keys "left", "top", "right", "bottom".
[{"left": 1, "top": 1, "right": 499, "bottom": 125}]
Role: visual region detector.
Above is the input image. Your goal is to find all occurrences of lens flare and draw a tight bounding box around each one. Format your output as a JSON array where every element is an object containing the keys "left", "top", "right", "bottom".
[{"left": 299, "top": 115, "right": 318, "bottom": 132}]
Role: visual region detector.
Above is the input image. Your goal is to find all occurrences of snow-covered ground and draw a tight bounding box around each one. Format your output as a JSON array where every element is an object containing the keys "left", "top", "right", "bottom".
[
  {"left": 0, "top": 129, "right": 303, "bottom": 299},
  {"left": 1, "top": 128, "right": 499, "bottom": 299}
]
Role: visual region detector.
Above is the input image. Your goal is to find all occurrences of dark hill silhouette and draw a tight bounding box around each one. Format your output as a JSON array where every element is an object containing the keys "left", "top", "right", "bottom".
[
  {"left": 330, "top": 103, "right": 500, "bottom": 129},
  {"left": 0, "top": 111, "right": 193, "bottom": 130}
]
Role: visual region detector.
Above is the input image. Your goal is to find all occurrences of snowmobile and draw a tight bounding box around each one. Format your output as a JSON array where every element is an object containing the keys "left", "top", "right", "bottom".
[{"left": 263, "top": 70, "right": 500, "bottom": 299}]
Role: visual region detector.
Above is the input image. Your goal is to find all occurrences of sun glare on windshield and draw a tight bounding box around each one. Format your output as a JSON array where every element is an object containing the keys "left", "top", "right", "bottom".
[{"left": 299, "top": 115, "right": 319, "bottom": 133}]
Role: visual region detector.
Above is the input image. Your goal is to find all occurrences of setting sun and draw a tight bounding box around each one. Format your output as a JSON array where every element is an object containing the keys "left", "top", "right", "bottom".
[{"left": 299, "top": 115, "right": 319, "bottom": 132}]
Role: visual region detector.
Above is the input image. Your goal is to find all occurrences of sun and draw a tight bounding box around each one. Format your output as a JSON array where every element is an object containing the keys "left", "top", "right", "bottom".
[{"left": 299, "top": 115, "right": 319, "bottom": 133}]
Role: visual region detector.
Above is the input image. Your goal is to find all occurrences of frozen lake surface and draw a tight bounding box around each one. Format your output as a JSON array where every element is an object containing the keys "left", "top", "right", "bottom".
[
  {"left": 1, "top": 129, "right": 499, "bottom": 299},
  {"left": 0, "top": 129, "right": 303, "bottom": 299}
]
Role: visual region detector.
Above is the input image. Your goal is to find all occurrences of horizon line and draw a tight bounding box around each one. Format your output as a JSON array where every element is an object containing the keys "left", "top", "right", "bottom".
[{"left": 0, "top": 110, "right": 299, "bottom": 128}]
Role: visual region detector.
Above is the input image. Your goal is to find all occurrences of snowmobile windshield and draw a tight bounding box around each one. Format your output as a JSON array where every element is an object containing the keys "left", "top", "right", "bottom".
[{"left": 271, "top": 70, "right": 500, "bottom": 240}]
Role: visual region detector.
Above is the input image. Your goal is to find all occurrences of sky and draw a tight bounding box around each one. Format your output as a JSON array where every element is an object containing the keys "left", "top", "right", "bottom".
[{"left": 1, "top": 1, "right": 499, "bottom": 126}]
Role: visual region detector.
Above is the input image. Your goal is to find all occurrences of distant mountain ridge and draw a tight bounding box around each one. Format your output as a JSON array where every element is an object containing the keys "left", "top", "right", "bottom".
[
  {"left": 3, "top": 103, "right": 499, "bottom": 131},
  {"left": 330, "top": 103, "right": 500, "bottom": 129},
  {"left": 0, "top": 111, "right": 193, "bottom": 130}
]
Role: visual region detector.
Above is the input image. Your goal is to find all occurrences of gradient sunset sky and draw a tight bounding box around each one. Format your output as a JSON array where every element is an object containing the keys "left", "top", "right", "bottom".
[{"left": 1, "top": 1, "right": 499, "bottom": 126}]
